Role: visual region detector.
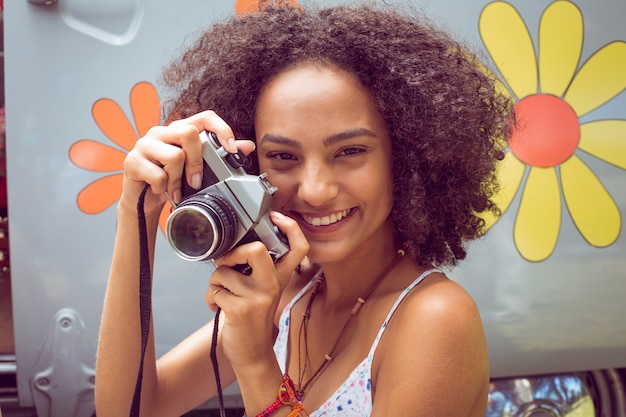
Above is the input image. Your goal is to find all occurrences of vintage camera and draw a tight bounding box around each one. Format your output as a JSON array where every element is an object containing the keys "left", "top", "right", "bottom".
[{"left": 165, "top": 131, "right": 289, "bottom": 268}]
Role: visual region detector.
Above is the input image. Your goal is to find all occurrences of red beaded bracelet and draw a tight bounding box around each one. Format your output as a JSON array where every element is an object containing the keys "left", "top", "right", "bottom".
[{"left": 244, "top": 374, "right": 306, "bottom": 417}]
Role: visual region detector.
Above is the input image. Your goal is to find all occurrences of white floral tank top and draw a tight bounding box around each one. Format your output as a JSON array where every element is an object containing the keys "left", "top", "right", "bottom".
[{"left": 273, "top": 268, "right": 437, "bottom": 416}]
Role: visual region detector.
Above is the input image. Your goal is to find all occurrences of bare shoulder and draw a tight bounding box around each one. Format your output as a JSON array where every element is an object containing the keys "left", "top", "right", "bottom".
[
  {"left": 382, "top": 271, "right": 486, "bottom": 363},
  {"left": 404, "top": 271, "right": 482, "bottom": 323},
  {"left": 372, "top": 271, "right": 490, "bottom": 417}
]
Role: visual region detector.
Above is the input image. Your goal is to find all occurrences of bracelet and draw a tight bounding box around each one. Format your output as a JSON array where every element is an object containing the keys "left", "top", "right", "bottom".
[{"left": 244, "top": 374, "right": 307, "bottom": 417}]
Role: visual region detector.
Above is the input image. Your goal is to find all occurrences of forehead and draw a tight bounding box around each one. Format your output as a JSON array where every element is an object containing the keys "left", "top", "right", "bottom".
[{"left": 255, "top": 64, "right": 387, "bottom": 139}]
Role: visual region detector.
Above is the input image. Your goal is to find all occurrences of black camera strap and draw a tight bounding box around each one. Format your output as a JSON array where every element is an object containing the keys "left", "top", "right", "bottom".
[
  {"left": 129, "top": 184, "right": 152, "bottom": 417},
  {"left": 131, "top": 184, "right": 227, "bottom": 417}
]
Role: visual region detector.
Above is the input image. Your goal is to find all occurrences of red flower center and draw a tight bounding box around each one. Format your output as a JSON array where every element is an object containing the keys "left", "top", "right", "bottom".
[{"left": 509, "top": 94, "right": 580, "bottom": 167}]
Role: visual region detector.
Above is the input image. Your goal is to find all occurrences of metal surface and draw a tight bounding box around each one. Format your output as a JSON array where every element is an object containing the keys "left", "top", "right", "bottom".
[
  {"left": 29, "top": 309, "right": 95, "bottom": 417},
  {"left": 487, "top": 370, "right": 626, "bottom": 417}
]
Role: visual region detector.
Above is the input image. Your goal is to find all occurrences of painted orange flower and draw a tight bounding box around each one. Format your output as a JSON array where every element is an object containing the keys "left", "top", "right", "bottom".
[
  {"left": 480, "top": 0, "right": 626, "bottom": 262},
  {"left": 71, "top": 1, "right": 301, "bottom": 234},
  {"left": 234, "top": 0, "right": 299, "bottom": 16},
  {"left": 70, "top": 81, "right": 161, "bottom": 214}
]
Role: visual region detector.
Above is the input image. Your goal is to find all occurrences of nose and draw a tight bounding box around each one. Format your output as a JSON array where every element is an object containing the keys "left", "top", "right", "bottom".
[{"left": 297, "top": 161, "right": 338, "bottom": 206}]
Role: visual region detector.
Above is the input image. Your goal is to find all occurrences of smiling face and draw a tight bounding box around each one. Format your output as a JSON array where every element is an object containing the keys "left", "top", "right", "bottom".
[{"left": 255, "top": 63, "right": 395, "bottom": 264}]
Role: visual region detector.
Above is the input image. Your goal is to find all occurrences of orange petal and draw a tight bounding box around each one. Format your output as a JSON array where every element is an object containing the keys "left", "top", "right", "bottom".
[
  {"left": 69, "top": 140, "right": 127, "bottom": 172},
  {"left": 77, "top": 174, "right": 124, "bottom": 214},
  {"left": 159, "top": 203, "right": 172, "bottom": 237},
  {"left": 92, "top": 98, "right": 139, "bottom": 151},
  {"left": 131, "top": 82, "right": 161, "bottom": 137},
  {"left": 235, "top": 0, "right": 261, "bottom": 15},
  {"left": 234, "top": 0, "right": 300, "bottom": 16}
]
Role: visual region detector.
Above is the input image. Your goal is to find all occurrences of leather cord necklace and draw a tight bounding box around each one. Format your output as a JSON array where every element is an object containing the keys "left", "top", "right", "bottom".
[{"left": 296, "top": 248, "right": 406, "bottom": 398}]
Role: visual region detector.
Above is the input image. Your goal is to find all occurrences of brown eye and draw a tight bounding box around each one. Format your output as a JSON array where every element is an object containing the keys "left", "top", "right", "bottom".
[
  {"left": 338, "top": 147, "right": 366, "bottom": 157},
  {"left": 267, "top": 152, "right": 297, "bottom": 161}
]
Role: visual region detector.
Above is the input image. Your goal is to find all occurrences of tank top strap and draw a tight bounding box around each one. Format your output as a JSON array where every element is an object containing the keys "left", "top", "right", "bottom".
[
  {"left": 287, "top": 270, "right": 322, "bottom": 310},
  {"left": 274, "top": 271, "right": 324, "bottom": 371},
  {"left": 367, "top": 268, "right": 439, "bottom": 357}
]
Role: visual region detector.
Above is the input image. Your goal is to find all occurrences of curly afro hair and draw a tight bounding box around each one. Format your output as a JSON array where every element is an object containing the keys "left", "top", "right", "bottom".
[{"left": 159, "top": 3, "right": 514, "bottom": 267}]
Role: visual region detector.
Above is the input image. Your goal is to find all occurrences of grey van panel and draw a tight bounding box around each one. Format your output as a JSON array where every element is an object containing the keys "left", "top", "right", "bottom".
[{"left": 3, "top": 0, "right": 625, "bottom": 412}]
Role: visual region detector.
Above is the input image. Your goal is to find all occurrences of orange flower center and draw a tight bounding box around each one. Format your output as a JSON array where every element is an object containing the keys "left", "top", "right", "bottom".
[{"left": 509, "top": 94, "right": 580, "bottom": 167}]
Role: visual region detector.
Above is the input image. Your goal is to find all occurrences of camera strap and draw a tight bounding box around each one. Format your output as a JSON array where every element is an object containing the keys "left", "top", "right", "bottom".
[
  {"left": 129, "top": 184, "right": 152, "bottom": 417},
  {"left": 130, "top": 184, "right": 227, "bottom": 417}
]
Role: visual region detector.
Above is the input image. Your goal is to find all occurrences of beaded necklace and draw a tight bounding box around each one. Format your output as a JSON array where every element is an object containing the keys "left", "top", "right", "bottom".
[{"left": 295, "top": 248, "right": 406, "bottom": 398}]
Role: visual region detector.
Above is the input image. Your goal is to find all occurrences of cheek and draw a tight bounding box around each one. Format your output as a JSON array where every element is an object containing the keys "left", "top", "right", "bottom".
[
  {"left": 264, "top": 171, "right": 294, "bottom": 209},
  {"left": 367, "top": 171, "right": 394, "bottom": 214}
]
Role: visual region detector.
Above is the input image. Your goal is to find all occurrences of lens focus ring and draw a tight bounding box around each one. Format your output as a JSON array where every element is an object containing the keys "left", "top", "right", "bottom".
[{"left": 166, "top": 193, "right": 239, "bottom": 261}]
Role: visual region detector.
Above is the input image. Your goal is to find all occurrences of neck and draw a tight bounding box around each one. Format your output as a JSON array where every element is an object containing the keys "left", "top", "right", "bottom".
[
  {"left": 295, "top": 245, "right": 406, "bottom": 397},
  {"left": 315, "top": 228, "right": 401, "bottom": 305}
]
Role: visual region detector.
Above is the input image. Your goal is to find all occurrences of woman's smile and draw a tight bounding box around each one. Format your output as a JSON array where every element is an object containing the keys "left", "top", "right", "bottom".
[{"left": 299, "top": 208, "right": 354, "bottom": 227}]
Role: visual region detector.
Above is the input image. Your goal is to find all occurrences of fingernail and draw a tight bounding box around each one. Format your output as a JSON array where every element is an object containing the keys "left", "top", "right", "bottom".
[
  {"left": 227, "top": 138, "right": 237, "bottom": 153},
  {"left": 191, "top": 173, "right": 202, "bottom": 189},
  {"left": 172, "top": 189, "right": 182, "bottom": 204},
  {"left": 270, "top": 211, "right": 285, "bottom": 220}
]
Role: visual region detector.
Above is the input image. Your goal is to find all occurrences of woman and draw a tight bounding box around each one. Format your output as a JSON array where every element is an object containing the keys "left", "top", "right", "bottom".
[{"left": 95, "top": 3, "right": 513, "bottom": 417}]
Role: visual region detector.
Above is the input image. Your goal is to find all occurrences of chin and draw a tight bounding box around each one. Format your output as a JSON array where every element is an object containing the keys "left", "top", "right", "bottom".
[{"left": 304, "top": 243, "right": 351, "bottom": 266}]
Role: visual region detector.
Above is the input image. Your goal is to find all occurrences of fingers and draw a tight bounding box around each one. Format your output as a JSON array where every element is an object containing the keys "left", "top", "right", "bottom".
[
  {"left": 269, "top": 211, "right": 310, "bottom": 277},
  {"left": 172, "top": 111, "right": 256, "bottom": 156},
  {"left": 126, "top": 125, "right": 196, "bottom": 206},
  {"left": 171, "top": 110, "right": 237, "bottom": 153},
  {"left": 207, "top": 212, "right": 309, "bottom": 307},
  {"left": 206, "top": 283, "right": 227, "bottom": 313},
  {"left": 125, "top": 111, "right": 256, "bottom": 207}
]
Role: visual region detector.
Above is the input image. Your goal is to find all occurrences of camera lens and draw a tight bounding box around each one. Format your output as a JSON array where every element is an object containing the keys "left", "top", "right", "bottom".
[{"left": 166, "top": 194, "right": 238, "bottom": 261}]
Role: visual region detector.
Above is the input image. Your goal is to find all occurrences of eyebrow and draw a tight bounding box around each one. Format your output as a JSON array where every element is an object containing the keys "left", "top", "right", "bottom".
[{"left": 259, "top": 128, "right": 378, "bottom": 148}]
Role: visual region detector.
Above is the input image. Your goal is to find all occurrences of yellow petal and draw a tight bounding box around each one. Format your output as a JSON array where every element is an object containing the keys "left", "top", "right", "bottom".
[
  {"left": 514, "top": 167, "right": 561, "bottom": 261},
  {"left": 538, "top": 1, "right": 583, "bottom": 96},
  {"left": 579, "top": 120, "right": 626, "bottom": 169},
  {"left": 565, "top": 41, "right": 626, "bottom": 117},
  {"left": 482, "top": 151, "right": 526, "bottom": 230},
  {"left": 480, "top": 2, "right": 538, "bottom": 99},
  {"left": 561, "top": 156, "right": 621, "bottom": 247}
]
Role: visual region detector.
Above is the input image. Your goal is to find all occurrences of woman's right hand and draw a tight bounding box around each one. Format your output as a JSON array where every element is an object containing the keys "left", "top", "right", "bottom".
[{"left": 119, "top": 110, "right": 255, "bottom": 218}]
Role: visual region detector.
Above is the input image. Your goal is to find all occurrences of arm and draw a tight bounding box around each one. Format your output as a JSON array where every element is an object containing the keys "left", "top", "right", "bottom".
[
  {"left": 371, "top": 274, "right": 490, "bottom": 417},
  {"left": 95, "top": 112, "right": 254, "bottom": 417},
  {"left": 95, "top": 110, "right": 307, "bottom": 417}
]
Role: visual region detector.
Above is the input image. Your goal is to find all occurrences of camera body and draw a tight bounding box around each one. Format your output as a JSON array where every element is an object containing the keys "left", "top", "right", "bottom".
[{"left": 165, "top": 131, "right": 289, "bottom": 265}]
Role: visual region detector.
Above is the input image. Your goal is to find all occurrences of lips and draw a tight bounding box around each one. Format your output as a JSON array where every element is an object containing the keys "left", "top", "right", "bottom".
[{"left": 301, "top": 208, "right": 353, "bottom": 226}]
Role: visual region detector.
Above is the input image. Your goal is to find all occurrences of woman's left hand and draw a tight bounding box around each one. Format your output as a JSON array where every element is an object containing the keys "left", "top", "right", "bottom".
[{"left": 204, "top": 210, "right": 309, "bottom": 369}]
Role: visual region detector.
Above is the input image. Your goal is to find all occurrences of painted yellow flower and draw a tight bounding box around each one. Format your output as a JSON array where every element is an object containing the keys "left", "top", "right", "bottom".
[{"left": 480, "top": 0, "right": 626, "bottom": 261}]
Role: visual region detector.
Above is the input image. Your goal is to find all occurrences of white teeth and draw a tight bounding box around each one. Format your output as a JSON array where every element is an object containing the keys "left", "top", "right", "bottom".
[{"left": 302, "top": 209, "right": 351, "bottom": 226}]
